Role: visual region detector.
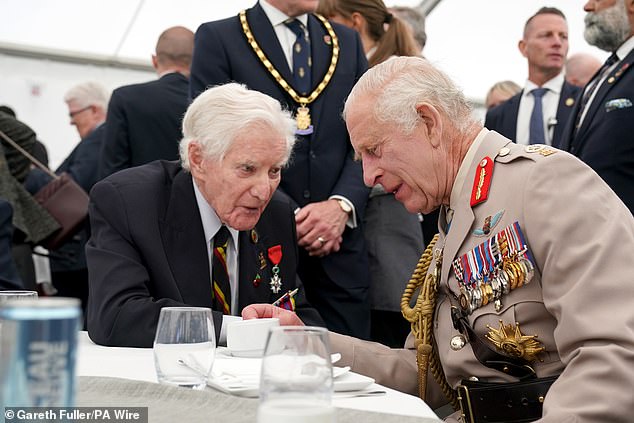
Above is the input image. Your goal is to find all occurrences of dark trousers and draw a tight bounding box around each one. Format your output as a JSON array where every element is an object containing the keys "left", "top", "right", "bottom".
[
  {"left": 52, "top": 268, "right": 88, "bottom": 328},
  {"left": 298, "top": 251, "right": 371, "bottom": 340},
  {"left": 370, "top": 310, "right": 411, "bottom": 348}
]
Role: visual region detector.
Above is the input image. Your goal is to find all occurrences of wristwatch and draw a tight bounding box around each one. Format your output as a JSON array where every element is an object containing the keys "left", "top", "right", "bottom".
[{"left": 337, "top": 199, "right": 352, "bottom": 215}]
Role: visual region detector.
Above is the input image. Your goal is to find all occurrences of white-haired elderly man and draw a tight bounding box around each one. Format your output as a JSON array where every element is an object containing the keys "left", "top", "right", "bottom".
[
  {"left": 244, "top": 57, "right": 634, "bottom": 423},
  {"left": 51, "top": 81, "right": 111, "bottom": 317},
  {"left": 86, "top": 83, "right": 324, "bottom": 348}
]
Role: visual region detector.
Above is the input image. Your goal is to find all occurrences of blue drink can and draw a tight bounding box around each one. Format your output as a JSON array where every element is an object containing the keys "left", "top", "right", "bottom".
[{"left": 0, "top": 298, "right": 81, "bottom": 408}]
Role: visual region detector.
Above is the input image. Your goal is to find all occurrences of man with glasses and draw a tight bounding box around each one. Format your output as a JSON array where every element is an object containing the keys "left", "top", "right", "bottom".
[{"left": 52, "top": 81, "right": 110, "bottom": 317}]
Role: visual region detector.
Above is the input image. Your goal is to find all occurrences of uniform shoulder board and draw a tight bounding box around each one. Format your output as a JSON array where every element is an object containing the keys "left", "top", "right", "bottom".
[{"left": 525, "top": 144, "right": 557, "bottom": 157}]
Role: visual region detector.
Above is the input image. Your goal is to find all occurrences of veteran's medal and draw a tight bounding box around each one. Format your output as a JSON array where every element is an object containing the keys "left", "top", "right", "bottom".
[{"left": 267, "top": 245, "right": 283, "bottom": 294}]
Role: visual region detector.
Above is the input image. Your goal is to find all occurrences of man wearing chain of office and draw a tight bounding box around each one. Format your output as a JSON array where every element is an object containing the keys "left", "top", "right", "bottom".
[
  {"left": 244, "top": 56, "right": 634, "bottom": 423},
  {"left": 190, "top": 0, "right": 372, "bottom": 339}
]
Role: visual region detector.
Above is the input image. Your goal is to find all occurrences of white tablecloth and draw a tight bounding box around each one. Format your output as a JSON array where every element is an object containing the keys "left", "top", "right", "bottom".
[{"left": 77, "top": 332, "right": 439, "bottom": 419}]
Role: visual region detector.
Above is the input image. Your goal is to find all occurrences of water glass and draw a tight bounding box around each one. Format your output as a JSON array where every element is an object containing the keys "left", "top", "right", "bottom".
[
  {"left": 258, "top": 326, "right": 335, "bottom": 423},
  {"left": 0, "top": 290, "right": 38, "bottom": 303},
  {"left": 153, "top": 307, "right": 216, "bottom": 390}
]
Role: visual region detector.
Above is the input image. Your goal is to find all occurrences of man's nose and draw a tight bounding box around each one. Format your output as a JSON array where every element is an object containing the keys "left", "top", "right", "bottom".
[
  {"left": 251, "top": 175, "right": 272, "bottom": 200},
  {"left": 362, "top": 160, "right": 380, "bottom": 188}
]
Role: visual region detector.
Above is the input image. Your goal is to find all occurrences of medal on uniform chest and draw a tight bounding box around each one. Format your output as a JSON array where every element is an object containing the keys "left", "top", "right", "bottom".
[{"left": 267, "top": 245, "right": 282, "bottom": 294}]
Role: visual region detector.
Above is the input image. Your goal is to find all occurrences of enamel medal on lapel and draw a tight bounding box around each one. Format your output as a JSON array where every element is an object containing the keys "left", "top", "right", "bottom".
[{"left": 268, "top": 245, "right": 283, "bottom": 294}]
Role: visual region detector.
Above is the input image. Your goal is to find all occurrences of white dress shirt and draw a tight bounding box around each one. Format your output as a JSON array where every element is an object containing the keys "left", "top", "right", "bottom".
[
  {"left": 193, "top": 180, "right": 241, "bottom": 342},
  {"left": 516, "top": 73, "right": 564, "bottom": 146}
]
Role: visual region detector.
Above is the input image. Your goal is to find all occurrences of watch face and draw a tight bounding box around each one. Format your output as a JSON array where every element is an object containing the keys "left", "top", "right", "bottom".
[{"left": 338, "top": 200, "right": 352, "bottom": 213}]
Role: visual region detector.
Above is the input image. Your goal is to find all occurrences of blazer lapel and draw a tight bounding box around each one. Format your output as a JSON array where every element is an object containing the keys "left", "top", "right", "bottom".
[
  {"left": 553, "top": 82, "right": 579, "bottom": 148},
  {"left": 249, "top": 4, "right": 295, "bottom": 90},
  {"left": 237, "top": 225, "right": 274, "bottom": 309},
  {"left": 575, "top": 50, "right": 634, "bottom": 148},
  {"left": 159, "top": 171, "right": 212, "bottom": 304}
]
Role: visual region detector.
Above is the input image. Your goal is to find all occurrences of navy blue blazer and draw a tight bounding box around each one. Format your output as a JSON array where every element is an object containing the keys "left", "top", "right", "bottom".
[
  {"left": 86, "top": 161, "right": 324, "bottom": 347},
  {"left": 560, "top": 49, "right": 634, "bottom": 213},
  {"left": 484, "top": 81, "right": 581, "bottom": 149},
  {"left": 100, "top": 73, "right": 189, "bottom": 178},
  {"left": 189, "top": 4, "right": 370, "bottom": 295},
  {"left": 52, "top": 124, "right": 105, "bottom": 271}
]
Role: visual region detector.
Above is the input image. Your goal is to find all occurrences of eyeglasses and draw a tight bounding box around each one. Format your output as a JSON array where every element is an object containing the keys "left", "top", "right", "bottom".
[{"left": 68, "top": 105, "right": 92, "bottom": 118}]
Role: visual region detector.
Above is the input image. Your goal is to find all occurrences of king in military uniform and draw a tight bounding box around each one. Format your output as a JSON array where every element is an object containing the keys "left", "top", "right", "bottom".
[{"left": 244, "top": 56, "right": 634, "bottom": 423}]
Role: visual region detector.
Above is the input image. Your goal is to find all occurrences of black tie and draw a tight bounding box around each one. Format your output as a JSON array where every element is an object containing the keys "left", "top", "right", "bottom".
[
  {"left": 574, "top": 53, "right": 619, "bottom": 134},
  {"left": 284, "top": 19, "right": 312, "bottom": 95},
  {"left": 212, "top": 226, "right": 231, "bottom": 315}
]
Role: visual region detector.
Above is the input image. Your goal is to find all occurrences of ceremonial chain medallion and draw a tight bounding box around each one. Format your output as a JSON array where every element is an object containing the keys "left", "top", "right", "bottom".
[{"left": 240, "top": 10, "right": 340, "bottom": 134}]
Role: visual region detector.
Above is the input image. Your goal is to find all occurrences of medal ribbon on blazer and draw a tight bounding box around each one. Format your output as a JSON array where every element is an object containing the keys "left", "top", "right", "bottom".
[
  {"left": 239, "top": 10, "right": 339, "bottom": 133},
  {"left": 267, "top": 245, "right": 283, "bottom": 294},
  {"left": 452, "top": 221, "right": 535, "bottom": 315}
]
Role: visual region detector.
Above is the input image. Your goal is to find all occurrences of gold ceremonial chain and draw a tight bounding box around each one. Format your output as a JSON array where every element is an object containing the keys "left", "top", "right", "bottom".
[
  {"left": 239, "top": 10, "right": 340, "bottom": 130},
  {"left": 401, "top": 234, "right": 459, "bottom": 409}
]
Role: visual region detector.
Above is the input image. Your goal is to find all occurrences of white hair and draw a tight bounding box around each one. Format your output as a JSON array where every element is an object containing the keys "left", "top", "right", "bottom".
[
  {"left": 343, "top": 56, "right": 474, "bottom": 134},
  {"left": 63, "top": 81, "right": 110, "bottom": 110},
  {"left": 179, "top": 83, "right": 296, "bottom": 170}
]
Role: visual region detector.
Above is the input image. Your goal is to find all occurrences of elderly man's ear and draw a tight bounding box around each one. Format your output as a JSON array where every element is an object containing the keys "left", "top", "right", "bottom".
[
  {"left": 188, "top": 142, "right": 204, "bottom": 172},
  {"left": 415, "top": 103, "right": 442, "bottom": 147}
]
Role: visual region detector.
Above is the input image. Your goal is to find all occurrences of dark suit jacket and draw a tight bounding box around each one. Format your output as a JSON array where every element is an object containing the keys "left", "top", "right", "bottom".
[
  {"left": 52, "top": 124, "right": 105, "bottom": 271},
  {"left": 189, "top": 3, "right": 370, "bottom": 300},
  {"left": 100, "top": 73, "right": 189, "bottom": 178},
  {"left": 0, "top": 199, "right": 23, "bottom": 290},
  {"left": 484, "top": 81, "right": 581, "bottom": 148},
  {"left": 86, "top": 160, "right": 323, "bottom": 347},
  {"left": 560, "top": 49, "right": 634, "bottom": 213}
]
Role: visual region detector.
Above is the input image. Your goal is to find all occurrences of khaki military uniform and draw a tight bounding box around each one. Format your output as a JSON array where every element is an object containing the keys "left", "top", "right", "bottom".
[{"left": 332, "top": 130, "right": 634, "bottom": 422}]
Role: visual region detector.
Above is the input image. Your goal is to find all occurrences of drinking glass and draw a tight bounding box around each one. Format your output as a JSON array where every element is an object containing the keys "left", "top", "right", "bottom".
[
  {"left": 153, "top": 307, "right": 216, "bottom": 390},
  {"left": 258, "top": 326, "right": 335, "bottom": 423},
  {"left": 0, "top": 290, "right": 38, "bottom": 304}
]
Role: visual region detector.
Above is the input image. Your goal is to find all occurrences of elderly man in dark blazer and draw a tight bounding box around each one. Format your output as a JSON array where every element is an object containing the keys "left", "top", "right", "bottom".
[
  {"left": 560, "top": 0, "right": 634, "bottom": 213},
  {"left": 86, "top": 83, "right": 323, "bottom": 348},
  {"left": 485, "top": 7, "right": 580, "bottom": 148},
  {"left": 189, "top": 0, "right": 371, "bottom": 339},
  {"left": 99, "top": 26, "right": 194, "bottom": 179}
]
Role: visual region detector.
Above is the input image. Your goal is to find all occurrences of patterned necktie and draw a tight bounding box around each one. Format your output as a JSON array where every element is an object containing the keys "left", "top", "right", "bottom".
[
  {"left": 529, "top": 87, "right": 548, "bottom": 145},
  {"left": 574, "top": 52, "right": 619, "bottom": 134},
  {"left": 212, "top": 226, "right": 231, "bottom": 315},
  {"left": 284, "top": 19, "right": 312, "bottom": 95}
]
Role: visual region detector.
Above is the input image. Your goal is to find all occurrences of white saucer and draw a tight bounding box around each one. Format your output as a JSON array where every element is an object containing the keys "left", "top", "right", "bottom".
[{"left": 227, "top": 349, "right": 264, "bottom": 358}]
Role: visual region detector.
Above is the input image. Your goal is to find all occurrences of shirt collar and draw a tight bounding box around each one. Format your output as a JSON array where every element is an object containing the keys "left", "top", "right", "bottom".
[
  {"left": 260, "top": 0, "right": 308, "bottom": 28},
  {"left": 523, "top": 72, "right": 564, "bottom": 97},
  {"left": 449, "top": 127, "right": 489, "bottom": 210},
  {"left": 192, "top": 178, "right": 239, "bottom": 247},
  {"left": 616, "top": 35, "right": 634, "bottom": 61}
]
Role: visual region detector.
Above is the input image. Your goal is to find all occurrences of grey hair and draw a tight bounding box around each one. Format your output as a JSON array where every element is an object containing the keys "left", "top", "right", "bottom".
[
  {"left": 179, "top": 83, "right": 296, "bottom": 170},
  {"left": 63, "top": 81, "right": 110, "bottom": 110},
  {"left": 344, "top": 56, "right": 474, "bottom": 134}
]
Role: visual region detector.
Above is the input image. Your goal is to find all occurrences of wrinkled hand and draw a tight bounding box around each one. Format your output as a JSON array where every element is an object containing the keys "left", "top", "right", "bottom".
[
  {"left": 295, "top": 200, "right": 347, "bottom": 257},
  {"left": 242, "top": 304, "right": 305, "bottom": 326}
]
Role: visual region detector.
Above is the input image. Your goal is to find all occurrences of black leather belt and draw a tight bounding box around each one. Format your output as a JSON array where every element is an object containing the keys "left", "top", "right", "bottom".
[{"left": 457, "top": 375, "right": 557, "bottom": 423}]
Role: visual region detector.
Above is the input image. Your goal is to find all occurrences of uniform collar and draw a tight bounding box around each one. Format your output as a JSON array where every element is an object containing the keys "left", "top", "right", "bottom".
[
  {"left": 449, "top": 127, "right": 489, "bottom": 211},
  {"left": 616, "top": 34, "right": 634, "bottom": 61}
]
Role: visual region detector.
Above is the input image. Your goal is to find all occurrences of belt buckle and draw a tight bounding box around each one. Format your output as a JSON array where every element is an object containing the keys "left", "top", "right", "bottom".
[{"left": 457, "top": 384, "right": 475, "bottom": 423}]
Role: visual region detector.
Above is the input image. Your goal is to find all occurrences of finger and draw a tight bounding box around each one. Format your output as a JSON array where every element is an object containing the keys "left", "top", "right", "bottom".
[{"left": 241, "top": 304, "right": 276, "bottom": 320}]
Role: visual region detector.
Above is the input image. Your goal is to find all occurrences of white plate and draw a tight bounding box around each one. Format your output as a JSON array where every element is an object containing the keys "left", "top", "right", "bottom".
[
  {"left": 333, "top": 372, "right": 374, "bottom": 392},
  {"left": 228, "top": 349, "right": 264, "bottom": 358},
  {"left": 207, "top": 369, "right": 374, "bottom": 397}
]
